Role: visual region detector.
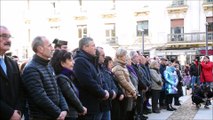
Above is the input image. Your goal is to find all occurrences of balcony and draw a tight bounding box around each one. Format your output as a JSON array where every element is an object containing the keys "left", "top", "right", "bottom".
[
  {"left": 105, "top": 37, "right": 118, "bottom": 46},
  {"left": 167, "top": 0, "right": 188, "bottom": 14},
  {"left": 203, "top": 0, "right": 213, "bottom": 12},
  {"left": 204, "top": 0, "right": 213, "bottom": 3},
  {"left": 167, "top": 32, "right": 213, "bottom": 45}
]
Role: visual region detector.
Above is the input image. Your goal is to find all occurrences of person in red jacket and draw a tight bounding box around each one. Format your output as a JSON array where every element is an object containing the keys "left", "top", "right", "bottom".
[
  {"left": 200, "top": 56, "right": 213, "bottom": 86},
  {"left": 200, "top": 55, "right": 213, "bottom": 107}
]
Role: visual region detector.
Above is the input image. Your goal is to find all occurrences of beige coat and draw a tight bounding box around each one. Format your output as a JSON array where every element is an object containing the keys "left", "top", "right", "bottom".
[{"left": 112, "top": 59, "right": 136, "bottom": 97}]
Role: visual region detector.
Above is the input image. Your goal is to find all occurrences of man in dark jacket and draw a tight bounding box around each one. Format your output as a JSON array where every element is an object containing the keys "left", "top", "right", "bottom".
[
  {"left": 130, "top": 51, "right": 148, "bottom": 120},
  {"left": 0, "top": 26, "right": 25, "bottom": 120},
  {"left": 190, "top": 58, "right": 200, "bottom": 92},
  {"left": 22, "top": 36, "right": 68, "bottom": 120},
  {"left": 139, "top": 55, "right": 152, "bottom": 114},
  {"left": 73, "top": 37, "right": 109, "bottom": 120},
  {"left": 96, "top": 47, "right": 117, "bottom": 120},
  {"left": 159, "top": 58, "right": 168, "bottom": 109}
]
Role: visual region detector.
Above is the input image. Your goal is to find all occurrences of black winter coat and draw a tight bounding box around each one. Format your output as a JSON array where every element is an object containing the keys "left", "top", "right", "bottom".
[
  {"left": 190, "top": 63, "right": 199, "bottom": 76},
  {"left": 73, "top": 50, "right": 106, "bottom": 114},
  {"left": 56, "top": 74, "right": 84, "bottom": 118},
  {"left": 0, "top": 56, "right": 24, "bottom": 120},
  {"left": 22, "top": 54, "right": 68, "bottom": 119}
]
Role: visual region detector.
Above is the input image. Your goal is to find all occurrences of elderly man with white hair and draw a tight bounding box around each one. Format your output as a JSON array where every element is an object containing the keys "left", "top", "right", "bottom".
[
  {"left": 129, "top": 50, "right": 149, "bottom": 119},
  {"left": 112, "top": 48, "right": 137, "bottom": 120}
]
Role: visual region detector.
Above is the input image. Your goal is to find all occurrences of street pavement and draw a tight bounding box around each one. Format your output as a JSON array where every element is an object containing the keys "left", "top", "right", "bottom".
[
  {"left": 21, "top": 93, "right": 212, "bottom": 120},
  {"left": 147, "top": 95, "right": 213, "bottom": 120}
]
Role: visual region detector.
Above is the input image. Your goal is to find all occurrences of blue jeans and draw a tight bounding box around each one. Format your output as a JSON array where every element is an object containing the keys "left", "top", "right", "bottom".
[
  {"left": 202, "top": 82, "right": 213, "bottom": 90},
  {"left": 100, "top": 111, "right": 111, "bottom": 120},
  {"left": 191, "top": 76, "right": 200, "bottom": 92}
]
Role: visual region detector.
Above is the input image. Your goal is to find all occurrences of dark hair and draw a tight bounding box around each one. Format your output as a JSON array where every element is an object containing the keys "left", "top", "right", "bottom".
[
  {"left": 170, "top": 58, "right": 176, "bottom": 63},
  {"left": 54, "top": 44, "right": 62, "bottom": 49},
  {"left": 104, "top": 56, "right": 113, "bottom": 68},
  {"left": 72, "top": 48, "right": 79, "bottom": 58},
  {"left": 204, "top": 55, "right": 209, "bottom": 59},
  {"left": 50, "top": 50, "right": 73, "bottom": 75}
]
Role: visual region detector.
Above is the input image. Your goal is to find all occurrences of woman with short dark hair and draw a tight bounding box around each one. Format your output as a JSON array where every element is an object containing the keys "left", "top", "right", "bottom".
[
  {"left": 51, "top": 50, "right": 87, "bottom": 120},
  {"left": 104, "top": 56, "right": 125, "bottom": 120}
]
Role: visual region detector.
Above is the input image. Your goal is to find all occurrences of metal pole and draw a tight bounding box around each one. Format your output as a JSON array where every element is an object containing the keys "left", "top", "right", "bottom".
[
  {"left": 142, "top": 30, "right": 144, "bottom": 55},
  {"left": 206, "top": 22, "right": 208, "bottom": 55}
]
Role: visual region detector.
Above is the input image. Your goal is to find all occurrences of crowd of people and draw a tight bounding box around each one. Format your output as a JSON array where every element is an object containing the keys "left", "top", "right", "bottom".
[{"left": 0, "top": 25, "right": 213, "bottom": 120}]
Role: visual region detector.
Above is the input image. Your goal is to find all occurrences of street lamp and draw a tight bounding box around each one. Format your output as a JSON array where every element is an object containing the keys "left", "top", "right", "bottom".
[
  {"left": 137, "top": 25, "right": 144, "bottom": 54},
  {"left": 205, "top": 22, "right": 208, "bottom": 55},
  {"left": 141, "top": 29, "right": 144, "bottom": 55}
]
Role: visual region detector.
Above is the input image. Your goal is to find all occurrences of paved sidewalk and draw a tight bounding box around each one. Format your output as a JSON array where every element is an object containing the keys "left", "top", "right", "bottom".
[
  {"left": 147, "top": 95, "right": 213, "bottom": 120},
  {"left": 194, "top": 101, "right": 213, "bottom": 120},
  {"left": 167, "top": 96, "right": 198, "bottom": 120}
]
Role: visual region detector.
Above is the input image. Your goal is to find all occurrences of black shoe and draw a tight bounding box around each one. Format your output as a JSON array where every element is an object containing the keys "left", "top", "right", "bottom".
[
  {"left": 174, "top": 103, "right": 181, "bottom": 106},
  {"left": 152, "top": 109, "right": 160, "bottom": 113},
  {"left": 144, "top": 107, "right": 152, "bottom": 112},
  {"left": 141, "top": 115, "right": 148, "bottom": 120},
  {"left": 143, "top": 110, "right": 151, "bottom": 114},
  {"left": 171, "top": 106, "right": 177, "bottom": 110},
  {"left": 143, "top": 108, "right": 152, "bottom": 114},
  {"left": 167, "top": 105, "right": 174, "bottom": 111},
  {"left": 204, "top": 105, "right": 210, "bottom": 109},
  {"left": 167, "top": 107, "right": 174, "bottom": 111},
  {"left": 196, "top": 104, "right": 201, "bottom": 109},
  {"left": 206, "top": 100, "right": 211, "bottom": 105}
]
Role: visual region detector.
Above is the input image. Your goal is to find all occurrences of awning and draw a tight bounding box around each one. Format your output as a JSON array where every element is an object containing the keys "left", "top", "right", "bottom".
[{"left": 198, "top": 49, "right": 213, "bottom": 55}]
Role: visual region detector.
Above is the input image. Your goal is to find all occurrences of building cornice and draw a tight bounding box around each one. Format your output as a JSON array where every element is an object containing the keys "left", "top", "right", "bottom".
[
  {"left": 167, "top": 5, "right": 188, "bottom": 14},
  {"left": 202, "top": 2, "right": 213, "bottom": 12}
]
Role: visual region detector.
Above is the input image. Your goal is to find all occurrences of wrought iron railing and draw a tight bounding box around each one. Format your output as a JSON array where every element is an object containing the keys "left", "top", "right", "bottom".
[
  {"left": 204, "top": 0, "right": 213, "bottom": 3},
  {"left": 171, "top": 0, "right": 186, "bottom": 7},
  {"left": 167, "top": 32, "right": 213, "bottom": 43},
  {"left": 106, "top": 36, "right": 118, "bottom": 44}
]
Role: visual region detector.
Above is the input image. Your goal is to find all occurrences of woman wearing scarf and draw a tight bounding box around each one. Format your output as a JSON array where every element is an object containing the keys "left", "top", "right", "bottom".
[{"left": 51, "top": 50, "right": 87, "bottom": 120}]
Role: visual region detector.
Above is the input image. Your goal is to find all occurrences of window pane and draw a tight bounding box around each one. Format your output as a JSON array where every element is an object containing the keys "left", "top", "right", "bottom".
[
  {"left": 104, "top": 23, "right": 116, "bottom": 39},
  {"left": 208, "top": 22, "right": 213, "bottom": 32},
  {"left": 77, "top": 25, "right": 87, "bottom": 38},
  {"left": 83, "top": 28, "right": 87, "bottom": 34},
  {"left": 106, "top": 30, "right": 110, "bottom": 37},
  {"left": 137, "top": 21, "right": 149, "bottom": 36},
  {"left": 171, "top": 27, "right": 184, "bottom": 41},
  {"left": 112, "top": 29, "right": 115, "bottom": 36}
]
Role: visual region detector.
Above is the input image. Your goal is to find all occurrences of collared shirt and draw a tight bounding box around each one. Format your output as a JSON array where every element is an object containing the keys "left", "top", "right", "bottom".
[
  {"left": 0, "top": 55, "right": 7, "bottom": 75},
  {"left": 0, "top": 55, "right": 4, "bottom": 59}
]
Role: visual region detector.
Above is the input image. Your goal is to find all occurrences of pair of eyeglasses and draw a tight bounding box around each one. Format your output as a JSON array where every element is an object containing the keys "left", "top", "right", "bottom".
[{"left": 0, "top": 34, "right": 13, "bottom": 39}]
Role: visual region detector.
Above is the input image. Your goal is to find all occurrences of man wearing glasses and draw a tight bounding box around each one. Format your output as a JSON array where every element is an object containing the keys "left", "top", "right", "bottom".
[{"left": 0, "top": 25, "right": 24, "bottom": 120}]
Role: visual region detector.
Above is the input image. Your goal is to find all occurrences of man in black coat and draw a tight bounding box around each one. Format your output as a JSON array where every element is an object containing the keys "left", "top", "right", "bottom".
[
  {"left": 159, "top": 58, "right": 168, "bottom": 109},
  {"left": 73, "top": 37, "right": 109, "bottom": 120},
  {"left": 96, "top": 47, "right": 117, "bottom": 120},
  {"left": 130, "top": 51, "right": 148, "bottom": 120},
  {"left": 22, "top": 36, "right": 68, "bottom": 120},
  {"left": 0, "top": 26, "right": 24, "bottom": 120}
]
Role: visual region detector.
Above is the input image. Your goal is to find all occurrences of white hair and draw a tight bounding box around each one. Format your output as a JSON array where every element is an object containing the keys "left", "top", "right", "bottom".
[{"left": 115, "top": 47, "right": 127, "bottom": 58}]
